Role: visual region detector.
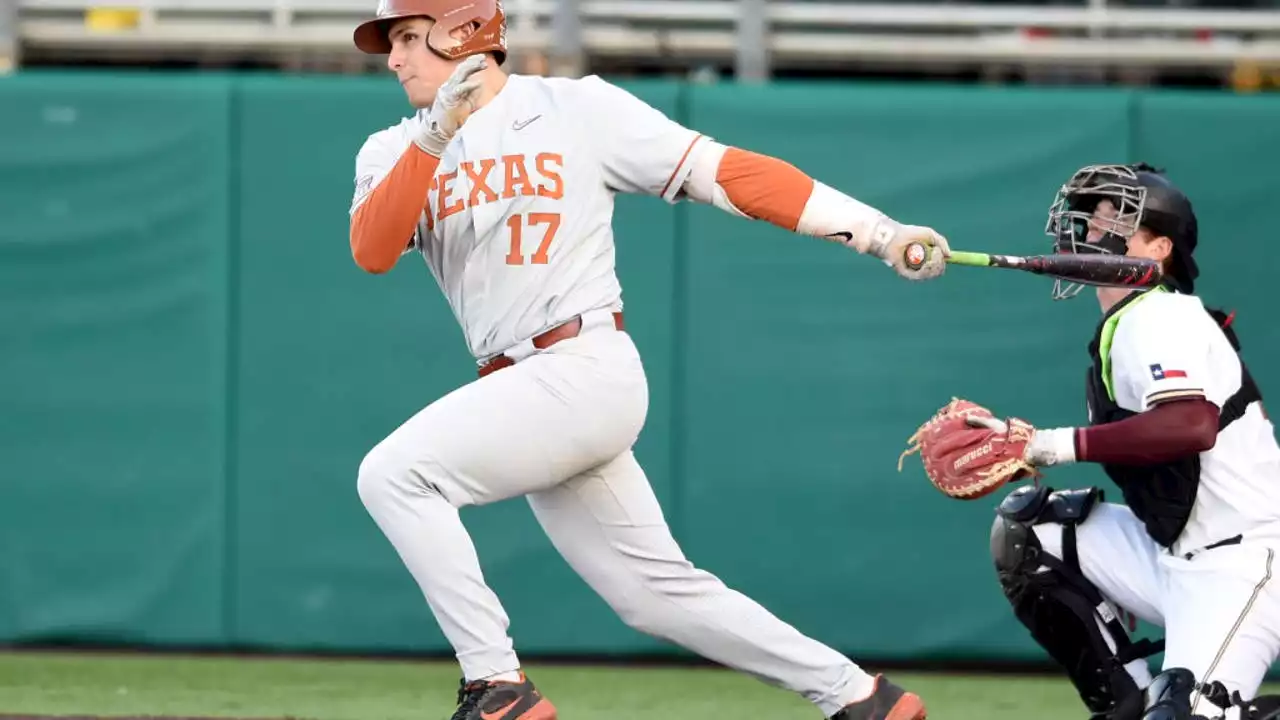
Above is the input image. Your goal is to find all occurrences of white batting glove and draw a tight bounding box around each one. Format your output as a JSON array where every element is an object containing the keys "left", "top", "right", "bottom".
[
  {"left": 414, "top": 55, "right": 488, "bottom": 157},
  {"left": 966, "top": 415, "right": 1078, "bottom": 467},
  {"left": 864, "top": 218, "right": 951, "bottom": 282}
]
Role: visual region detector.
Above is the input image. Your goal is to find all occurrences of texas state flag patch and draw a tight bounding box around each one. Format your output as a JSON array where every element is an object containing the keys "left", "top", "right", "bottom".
[{"left": 1150, "top": 363, "right": 1188, "bottom": 380}]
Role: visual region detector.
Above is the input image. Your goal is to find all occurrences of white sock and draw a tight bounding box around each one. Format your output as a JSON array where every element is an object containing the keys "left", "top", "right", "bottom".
[{"left": 483, "top": 670, "right": 523, "bottom": 683}]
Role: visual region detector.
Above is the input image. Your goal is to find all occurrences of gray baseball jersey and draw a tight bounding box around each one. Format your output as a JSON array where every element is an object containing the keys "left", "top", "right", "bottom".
[{"left": 351, "top": 74, "right": 705, "bottom": 360}]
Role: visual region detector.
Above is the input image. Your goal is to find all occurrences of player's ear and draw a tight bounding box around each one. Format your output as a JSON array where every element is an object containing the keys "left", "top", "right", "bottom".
[{"left": 1150, "top": 234, "right": 1174, "bottom": 264}]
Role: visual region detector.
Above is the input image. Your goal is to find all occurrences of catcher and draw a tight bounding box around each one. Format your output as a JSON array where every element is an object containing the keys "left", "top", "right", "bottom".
[{"left": 901, "top": 163, "right": 1280, "bottom": 720}]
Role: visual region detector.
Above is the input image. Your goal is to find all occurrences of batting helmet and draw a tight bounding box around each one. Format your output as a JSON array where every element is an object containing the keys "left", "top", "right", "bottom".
[{"left": 353, "top": 0, "right": 507, "bottom": 63}]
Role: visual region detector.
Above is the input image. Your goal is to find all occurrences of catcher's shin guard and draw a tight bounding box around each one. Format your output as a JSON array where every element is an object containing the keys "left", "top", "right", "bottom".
[
  {"left": 990, "top": 485, "right": 1162, "bottom": 715},
  {"left": 1137, "top": 668, "right": 1197, "bottom": 720}
]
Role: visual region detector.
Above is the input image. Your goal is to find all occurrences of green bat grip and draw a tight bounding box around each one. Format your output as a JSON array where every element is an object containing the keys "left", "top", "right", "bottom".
[
  {"left": 901, "top": 243, "right": 991, "bottom": 270},
  {"left": 942, "top": 250, "right": 992, "bottom": 267}
]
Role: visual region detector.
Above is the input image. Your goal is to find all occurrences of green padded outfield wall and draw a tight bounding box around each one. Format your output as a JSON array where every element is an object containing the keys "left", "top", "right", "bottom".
[
  {"left": 1, "top": 70, "right": 1278, "bottom": 667},
  {"left": 0, "top": 74, "right": 234, "bottom": 647}
]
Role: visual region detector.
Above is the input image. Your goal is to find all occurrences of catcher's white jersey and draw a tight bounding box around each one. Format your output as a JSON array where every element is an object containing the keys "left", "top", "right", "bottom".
[
  {"left": 1107, "top": 290, "right": 1280, "bottom": 556},
  {"left": 350, "top": 74, "right": 705, "bottom": 360}
]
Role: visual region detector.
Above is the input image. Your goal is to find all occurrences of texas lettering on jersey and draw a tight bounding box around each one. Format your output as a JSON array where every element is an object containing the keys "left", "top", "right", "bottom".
[{"left": 424, "top": 153, "right": 564, "bottom": 265}]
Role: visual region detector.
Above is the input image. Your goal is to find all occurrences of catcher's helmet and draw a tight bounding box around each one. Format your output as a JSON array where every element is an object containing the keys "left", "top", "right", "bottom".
[
  {"left": 353, "top": 0, "right": 507, "bottom": 63},
  {"left": 1044, "top": 162, "right": 1199, "bottom": 299}
]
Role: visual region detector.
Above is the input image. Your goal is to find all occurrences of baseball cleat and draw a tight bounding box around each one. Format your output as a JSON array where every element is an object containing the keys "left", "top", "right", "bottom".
[
  {"left": 449, "top": 671, "right": 557, "bottom": 720},
  {"left": 829, "top": 674, "right": 927, "bottom": 720}
]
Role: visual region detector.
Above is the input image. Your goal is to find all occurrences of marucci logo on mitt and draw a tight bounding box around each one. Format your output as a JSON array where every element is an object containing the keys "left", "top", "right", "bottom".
[
  {"left": 898, "top": 397, "right": 1040, "bottom": 500},
  {"left": 954, "top": 442, "right": 993, "bottom": 471}
]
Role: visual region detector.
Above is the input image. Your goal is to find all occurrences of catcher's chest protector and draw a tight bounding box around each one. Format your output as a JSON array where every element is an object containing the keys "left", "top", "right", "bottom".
[
  {"left": 1086, "top": 291, "right": 1198, "bottom": 549},
  {"left": 1084, "top": 289, "right": 1262, "bottom": 550}
]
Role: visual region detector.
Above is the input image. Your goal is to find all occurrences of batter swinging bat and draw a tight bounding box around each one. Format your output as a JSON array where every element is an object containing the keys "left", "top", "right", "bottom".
[{"left": 903, "top": 242, "right": 1164, "bottom": 288}]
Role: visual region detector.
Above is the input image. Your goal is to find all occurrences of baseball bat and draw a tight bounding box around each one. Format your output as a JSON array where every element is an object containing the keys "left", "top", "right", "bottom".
[{"left": 902, "top": 242, "right": 1164, "bottom": 288}]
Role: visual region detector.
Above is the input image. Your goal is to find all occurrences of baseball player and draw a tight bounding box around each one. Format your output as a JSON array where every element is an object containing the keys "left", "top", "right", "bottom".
[
  {"left": 971, "top": 163, "right": 1280, "bottom": 719},
  {"left": 346, "top": 1, "right": 952, "bottom": 718}
]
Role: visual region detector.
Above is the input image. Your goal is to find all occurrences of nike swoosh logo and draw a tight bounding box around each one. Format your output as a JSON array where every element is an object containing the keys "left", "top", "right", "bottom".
[
  {"left": 480, "top": 697, "right": 523, "bottom": 720},
  {"left": 481, "top": 687, "right": 545, "bottom": 720},
  {"left": 826, "top": 231, "right": 852, "bottom": 242},
  {"left": 481, "top": 696, "right": 519, "bottom": 717},
  {"left": 512, "top": 115, "right": 542, "bottom": 131}
]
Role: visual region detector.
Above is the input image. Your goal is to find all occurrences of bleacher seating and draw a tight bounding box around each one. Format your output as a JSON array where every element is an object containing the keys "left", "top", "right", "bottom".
[{"left": 9, "top": 0, "right": 1280, "bottom": 78}]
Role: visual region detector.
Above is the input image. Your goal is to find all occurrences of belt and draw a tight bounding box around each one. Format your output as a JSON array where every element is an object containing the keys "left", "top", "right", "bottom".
[{"left": 477, "top": 311, "right": 624, "bottom": 379}]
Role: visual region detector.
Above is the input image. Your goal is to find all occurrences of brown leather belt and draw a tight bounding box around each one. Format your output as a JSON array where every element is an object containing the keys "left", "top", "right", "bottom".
[{"left": 478, "top": 311, "right": 624, "bottom": 379}]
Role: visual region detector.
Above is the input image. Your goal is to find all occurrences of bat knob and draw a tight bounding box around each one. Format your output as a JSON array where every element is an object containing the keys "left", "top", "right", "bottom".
[{"left": 903, "top": 242, "right": 928, "bottom": 270}]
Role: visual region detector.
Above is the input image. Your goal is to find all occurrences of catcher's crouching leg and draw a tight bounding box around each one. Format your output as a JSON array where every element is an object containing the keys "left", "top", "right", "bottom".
[
  {"left": 1134, "top": 667, "right": 1280, "bottom": 719},
  {"left": 991, "top": 484, "right": 1163, "bottom": 718}
]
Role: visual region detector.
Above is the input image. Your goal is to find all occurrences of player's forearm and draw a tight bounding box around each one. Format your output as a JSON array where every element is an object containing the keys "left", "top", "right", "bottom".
[
  {"left": 350, "top": 144, "right": 440, "bottom": 274},
  {"left": 683, "top": 142, "right": 890, "bottom": 254},
  {"left": 1074, "top": 398, "right": 1220, "bottom": 465}
]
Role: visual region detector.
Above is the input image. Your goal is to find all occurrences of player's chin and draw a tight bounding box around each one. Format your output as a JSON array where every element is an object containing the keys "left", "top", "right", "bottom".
[{"left": 405, "top": 84, "right": 438, "bottom": 109}]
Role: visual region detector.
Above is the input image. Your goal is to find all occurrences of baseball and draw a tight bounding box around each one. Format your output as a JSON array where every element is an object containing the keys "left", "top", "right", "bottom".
[{"left": 905, "top": 242, "right": 928, "bottom": 268}]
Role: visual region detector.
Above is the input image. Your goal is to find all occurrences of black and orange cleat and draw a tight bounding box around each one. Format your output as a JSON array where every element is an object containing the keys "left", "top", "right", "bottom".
[
  {"left": 830, "top": 674, "right": 927, "bottom": 720},
  {"left": 449, "top": 672, "right": 557, "bottom": 720}
]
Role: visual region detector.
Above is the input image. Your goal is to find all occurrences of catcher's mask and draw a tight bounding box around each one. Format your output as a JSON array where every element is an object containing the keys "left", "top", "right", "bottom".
[{"left": 1044, "top": 162, "right": 1199, "bottom": 300}]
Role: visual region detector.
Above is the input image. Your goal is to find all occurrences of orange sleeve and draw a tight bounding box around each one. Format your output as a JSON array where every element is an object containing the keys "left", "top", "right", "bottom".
[
  {"left": 714, "top": 147, "right": 815, "bottom": 232},
  {"left": 349, "top": 143, "right": 440, "bottom": 274}
]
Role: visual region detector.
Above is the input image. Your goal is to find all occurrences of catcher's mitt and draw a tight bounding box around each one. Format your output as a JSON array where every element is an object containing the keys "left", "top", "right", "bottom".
[{"left": 897, "top": 397, "right": 1039, "bottom": 500}]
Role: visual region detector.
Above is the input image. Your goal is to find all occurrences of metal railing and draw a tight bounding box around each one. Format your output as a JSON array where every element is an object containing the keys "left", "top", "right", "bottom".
[
  {"left": 12, "top": 0, "right": 1280, "bottom": 78},
  {"left": 1, "top": 1, "right": 16, "bottom": 71}
]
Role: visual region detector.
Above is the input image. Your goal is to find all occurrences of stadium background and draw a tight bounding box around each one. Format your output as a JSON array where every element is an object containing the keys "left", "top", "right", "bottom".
[{"left": 2, "top": 1, "right": 1279, "bottom": 718}]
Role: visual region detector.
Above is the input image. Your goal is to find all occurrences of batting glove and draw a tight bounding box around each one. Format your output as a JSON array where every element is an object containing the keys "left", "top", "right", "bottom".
[
  {"left": 414, "top": 55, "right": 488, "bottom": 157},
  {"left": 865, "top": 219, "right": 951, "bottom": 281}
]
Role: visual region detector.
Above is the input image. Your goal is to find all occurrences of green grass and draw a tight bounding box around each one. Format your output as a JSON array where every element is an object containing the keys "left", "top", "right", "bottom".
[
  {"left": 13, "top": 652, "right": 1275, "bottom": 720},
  {"left": 0, "top": 650, "right": 1095, "bottom": 719}
]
